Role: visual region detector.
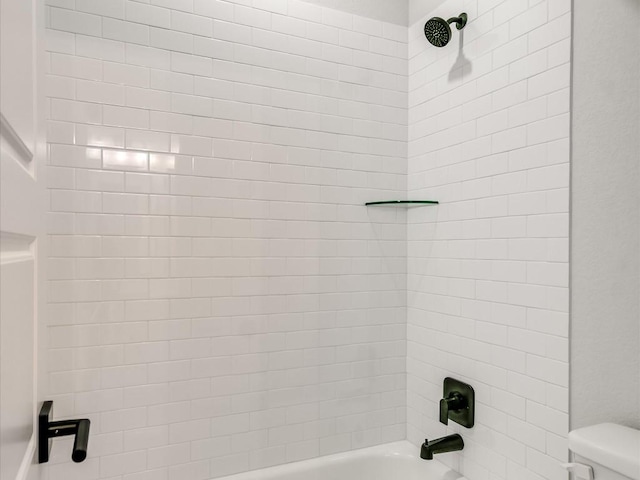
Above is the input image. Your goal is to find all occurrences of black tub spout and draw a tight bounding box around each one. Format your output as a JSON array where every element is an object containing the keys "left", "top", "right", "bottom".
[{"left": 420, "top": 434, "right": 464, "bottom": 460}]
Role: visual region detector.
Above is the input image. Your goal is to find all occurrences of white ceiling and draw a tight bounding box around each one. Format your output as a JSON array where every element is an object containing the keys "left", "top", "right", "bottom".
[
  {"left": 299, "top": 0, "right": 447, "bottom": 26},
  {"left": 409, "top": 0, "right": 450, "bottom": 24}
]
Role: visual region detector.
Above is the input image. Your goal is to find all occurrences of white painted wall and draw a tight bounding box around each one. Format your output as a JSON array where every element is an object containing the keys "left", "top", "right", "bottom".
[
  {"left": 406, "top": 1, "right": 572, "bottom": 480},
  {"left": 571, "top": 0, "right": 640, "bottom": 430},
  {"left": 43, "top": 1, "right": 408, "bottom": 478}
]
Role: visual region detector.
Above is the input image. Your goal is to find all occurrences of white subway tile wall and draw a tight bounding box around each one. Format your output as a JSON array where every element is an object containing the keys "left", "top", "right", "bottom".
[
  {"left": 44, "top": 1, "right": 408, "bottom": 478},
  {"left": 44, "top": 0, "right": 573, "bottom": 479},
  {"left": 407, "top": 1, "right": 571, "bottom": 480}
]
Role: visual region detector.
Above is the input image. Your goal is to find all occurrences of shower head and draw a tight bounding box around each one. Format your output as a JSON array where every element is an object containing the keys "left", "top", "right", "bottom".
[{"left": 424, "top": 13, "right": 467, "bottom": 47}]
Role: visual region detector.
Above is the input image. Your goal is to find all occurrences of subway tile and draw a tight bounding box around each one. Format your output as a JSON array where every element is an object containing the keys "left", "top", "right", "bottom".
[
  {"left": 509, "top": 1, "right": 548, "bottom": 39},
  {"left": 103, "top": 192, "right": 149, "bottom": 214},
  {"left": 150, "top": 111, "right": 194, "bottom": 134},
  {"left": 171, "top": 10, "right": 213, "bottom": 36},
  {"left": 76, "top": 0, "right": 124, "bottom": 19},
  {"left": 194, "top": 0, "right": 234, "bottom": 21},
  {"left": 51, "top": 98, "right": 102, "bottom": 124},
  {"left": 151, "top": 0, "right": 194, "bottom": 13},
  {"left": 528, "top": 64, "right": 571, "bottom": 99},
  {"left": 150, "top": 26, "right": 194, "bottom": 53},
  {"left": 170, "top": 134, "right": 212, "bottom": 156},
  {"left": 103, "top": 149, "right": 149, "bottom": 171},
  {"left": 171, "top": 52, "right": 213, "bottom": 77},
  {"left": 46, "top": 29, "right": 76, "bottom": 55},
  {"left": 126, "top": 43, "right": 171, "bottom": 70},
  {"left": 172, "top": 93, "right": 213, "bottom": 116},
  {"left": 125, "top": 172, "right": 171, "bottom": 194},
  {"left": 527, "top": 114, "right": 571, "bottom": 146},
  {"left": 103, "top": 105, "right": 150, "bottom": 129},
  {"left": 125, "top": 0, "right": 171, "bottom": 29},
  {"left": 50, "top": 7, "right": 102, "bottom": 37},
  {"left": 76, "top": 34, "right": 125, "bottom": 62},
  {"left": 104, "top": 61, "right": 150, "bottom": 88},
  {"left": 193, "top": 36, "right": 235, "bottom": 61},
  {"left": 103, "top": 17, "right": 150, "bottom": 45},
  {"left": 76, "top": 124, "right": 125, "bottom": 148},
  {"left": 46, "top": 74, "right": 76, "bottom": 100},
  {"left": 75, "top": 214, "right": 125, "bottom": 236},
  {"left": 125, "top": 86, "right": 171, "bottom": 111},
  {"left": 150, "top": 69, "right": 194, "bottom": 94},
  {"left": 76, "top": 169, "right": 124, "bottom": 192},
  {"left": 125, "top": 129, "right": 171, "bottom": 152},
  {"left": 51, "top": 190, "right": 102, "bottom": 213},
  {"left": 76, "top": 79, "right": 125, "bottom": 105}
]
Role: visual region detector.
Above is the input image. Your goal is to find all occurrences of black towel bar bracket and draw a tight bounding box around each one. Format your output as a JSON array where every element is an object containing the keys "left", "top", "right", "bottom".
[{"left": 39, "top": 401, "right": 90, "bottom": 463}]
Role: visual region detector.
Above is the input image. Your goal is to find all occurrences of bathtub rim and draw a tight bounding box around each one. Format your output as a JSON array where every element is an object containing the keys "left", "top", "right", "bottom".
[{"left": 213, "top": 440, "right": 464, "bottom": 480}]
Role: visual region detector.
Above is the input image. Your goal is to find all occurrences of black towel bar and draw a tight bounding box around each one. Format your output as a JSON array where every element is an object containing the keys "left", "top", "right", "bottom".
[{"left": 38, "top": 401, "right": 90, "bottom": 463}]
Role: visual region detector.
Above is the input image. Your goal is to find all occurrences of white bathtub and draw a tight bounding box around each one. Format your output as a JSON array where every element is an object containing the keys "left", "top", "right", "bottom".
[{"left": 218, "top": 442, "right": 464, "bottom": 480}]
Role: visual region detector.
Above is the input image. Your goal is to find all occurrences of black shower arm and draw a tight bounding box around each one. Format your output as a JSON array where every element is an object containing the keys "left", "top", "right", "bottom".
[{"left": 446, "top": 14, "right": 468, "bottom": 30}]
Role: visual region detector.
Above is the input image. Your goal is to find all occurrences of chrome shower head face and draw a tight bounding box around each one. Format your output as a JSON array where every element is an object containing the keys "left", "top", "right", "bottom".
[{"left": 424, "top": 17, "right": 451, "bottom": 47}]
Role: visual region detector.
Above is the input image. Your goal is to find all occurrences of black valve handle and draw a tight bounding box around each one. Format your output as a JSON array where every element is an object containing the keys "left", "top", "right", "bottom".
[{"left": 439, "top": 391, "right": 467, "bottom": 425}]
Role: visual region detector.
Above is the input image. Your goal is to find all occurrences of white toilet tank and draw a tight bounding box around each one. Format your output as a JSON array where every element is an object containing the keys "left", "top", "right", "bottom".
[{"left": 568, "top": 423, "right": 640, "bottom": 480}]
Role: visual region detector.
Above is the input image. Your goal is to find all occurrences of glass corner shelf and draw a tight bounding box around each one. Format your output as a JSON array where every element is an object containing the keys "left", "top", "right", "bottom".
[{"left": 365, "top": 200, "right": 439, "bottom": 207}]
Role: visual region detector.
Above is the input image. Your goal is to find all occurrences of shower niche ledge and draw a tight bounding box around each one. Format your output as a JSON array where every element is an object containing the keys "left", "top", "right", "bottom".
[{"left": 365, "top": 200, "right": 439, "bottom": 207}]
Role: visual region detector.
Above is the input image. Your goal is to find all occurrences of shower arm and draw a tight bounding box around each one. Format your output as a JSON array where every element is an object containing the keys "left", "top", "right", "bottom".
[{"left": 446, "top": 13, "right": 468, "bottom": 30}]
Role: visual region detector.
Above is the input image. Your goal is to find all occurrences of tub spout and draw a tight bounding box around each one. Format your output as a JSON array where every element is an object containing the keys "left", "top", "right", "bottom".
[{"left": 420, "top": 434, "right": 464, "bottom": 460}]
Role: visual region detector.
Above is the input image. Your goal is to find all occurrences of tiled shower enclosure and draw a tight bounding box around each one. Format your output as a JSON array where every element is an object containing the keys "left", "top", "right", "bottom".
[{"left": 42, "top": 0, "right": 571, "bottom": 479}]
